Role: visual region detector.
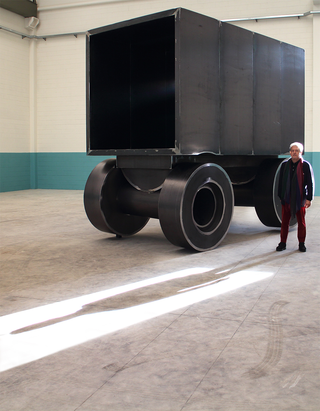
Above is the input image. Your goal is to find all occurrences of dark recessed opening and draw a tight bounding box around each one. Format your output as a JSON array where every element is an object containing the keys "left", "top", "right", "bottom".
[
  {"left": 88, "top": 16, "right": 175, "bottom": 151},
  {"left": 192, "top": 183, "right": 225, "bottom": 233}
]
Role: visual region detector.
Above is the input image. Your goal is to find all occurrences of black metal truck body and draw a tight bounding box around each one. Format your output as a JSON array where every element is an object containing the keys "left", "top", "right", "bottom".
[{"left": 84, "top": 8, "right": 305, "bottom": 251}]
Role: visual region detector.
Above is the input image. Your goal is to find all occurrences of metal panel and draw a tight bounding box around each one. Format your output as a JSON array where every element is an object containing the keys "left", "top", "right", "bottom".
[
  {"left": 253, "top": 33, "right": 281, "bottom": 155},
  {"left": 281, "top": 43, "right": 305, "bottom": 152},
  {"left": 220, "top": 23, "right": 253, "bottom": 155},
  {"left": 177, "top": 9, "right": 220, "bottom": 154},
  {"left": 88, "top": 8, "right": 177, "bottom": 36}
]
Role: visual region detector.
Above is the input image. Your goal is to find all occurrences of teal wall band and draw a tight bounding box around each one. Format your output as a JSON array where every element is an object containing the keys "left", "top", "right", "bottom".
[
  {"left": 0, "top": 153, "right": 108, "bottom": 192},
  {"left": 0, "top": 152, "right": 319, "bottom": 195}
]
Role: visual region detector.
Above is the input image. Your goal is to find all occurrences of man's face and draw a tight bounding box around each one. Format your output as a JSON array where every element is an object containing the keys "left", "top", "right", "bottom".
[{"left": 290, "top": 145, "right": 302, "bottom": 163}]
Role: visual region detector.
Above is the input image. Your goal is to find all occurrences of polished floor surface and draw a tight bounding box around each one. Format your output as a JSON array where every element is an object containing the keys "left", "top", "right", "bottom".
[{"left": 0, "top": 190, "right": 319, "bottom": 411}]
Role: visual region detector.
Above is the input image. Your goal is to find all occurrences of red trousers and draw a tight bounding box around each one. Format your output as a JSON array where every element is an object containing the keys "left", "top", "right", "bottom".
[{"left": 281, "top": 203, "right": 306, "bottom": 243}]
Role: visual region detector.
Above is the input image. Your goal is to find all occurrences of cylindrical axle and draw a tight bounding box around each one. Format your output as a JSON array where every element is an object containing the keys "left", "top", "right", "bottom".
[{"left": 117, "top": 185, "right": 160, "bottom": 219}]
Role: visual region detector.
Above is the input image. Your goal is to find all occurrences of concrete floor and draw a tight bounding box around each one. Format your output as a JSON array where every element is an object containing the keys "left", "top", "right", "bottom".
[{"left": 0, "top": 189, "right": 319, "bottom": 411}]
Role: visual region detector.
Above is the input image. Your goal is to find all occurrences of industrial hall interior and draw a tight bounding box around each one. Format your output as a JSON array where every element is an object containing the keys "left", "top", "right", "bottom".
[{"left": 0, "top": 0, "right": 319, "bottom": 410}]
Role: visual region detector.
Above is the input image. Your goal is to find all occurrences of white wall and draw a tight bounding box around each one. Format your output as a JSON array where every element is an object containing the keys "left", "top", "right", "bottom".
[
  {"left": 0, "top": 8, "right": 31, "bottom": 153},
  {"left": 36, "top": 36, "right": 86, "bottom": 152},
  {"left": 313, "top": 4, "right": 320, "bottom": 152}
]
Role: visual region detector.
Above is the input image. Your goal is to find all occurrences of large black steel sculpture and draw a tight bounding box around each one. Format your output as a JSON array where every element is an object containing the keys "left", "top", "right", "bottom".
[{"left": 84, "top": 8, "right": 304, "bottom": 251}]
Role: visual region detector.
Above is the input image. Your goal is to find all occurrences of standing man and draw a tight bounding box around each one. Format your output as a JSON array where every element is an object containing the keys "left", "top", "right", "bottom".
[{"left": 276, "top": 142, "right": 314, "bottom": 252}]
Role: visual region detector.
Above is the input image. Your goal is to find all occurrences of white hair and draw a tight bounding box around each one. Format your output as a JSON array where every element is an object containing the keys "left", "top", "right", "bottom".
[{"left": 289, "top": 142, "right": 304, "bottom": 154}]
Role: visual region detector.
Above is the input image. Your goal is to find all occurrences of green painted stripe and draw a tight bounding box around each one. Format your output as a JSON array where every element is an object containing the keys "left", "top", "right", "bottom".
[
  {"left": 0, "top": 153, "right": 109, "bottom": 192},
  {"left": 36, "top": 153, "right": 110, "bottom": 190},
  {"left": 0, "top": 153, "right": 31, "bottom": 192},
  {"left": 0, "top": 152, "right": 319, "bottom": 195}
]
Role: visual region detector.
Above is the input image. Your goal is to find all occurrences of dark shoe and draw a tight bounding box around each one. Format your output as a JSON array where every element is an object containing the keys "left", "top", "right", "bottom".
[
  {"left": 299, "top": 242, "right": 306, "bottom": 252},
  {"left": 276, "top": 242, "right": 286, "bottom": 251}
]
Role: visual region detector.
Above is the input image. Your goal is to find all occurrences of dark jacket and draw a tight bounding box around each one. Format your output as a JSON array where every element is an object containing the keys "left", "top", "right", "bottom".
[{"left": 278, "top": 158, "right": 314, "bottom": 205}]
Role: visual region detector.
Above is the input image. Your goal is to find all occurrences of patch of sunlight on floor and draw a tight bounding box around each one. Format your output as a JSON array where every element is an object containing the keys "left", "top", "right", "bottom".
[{"left": 0, "top": 268, "right": 273, "bottom": 372}]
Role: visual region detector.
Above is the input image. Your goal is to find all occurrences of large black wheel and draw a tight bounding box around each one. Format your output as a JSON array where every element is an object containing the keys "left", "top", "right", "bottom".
[
  {"left": 254, "top": 158, "right": 297, "bottom": 227},
  {"left": 84, "top": 159, "right": 149, "bottom": 236},
  {"left": 158, "top": 163, "right": 234, "bottom": 251}
]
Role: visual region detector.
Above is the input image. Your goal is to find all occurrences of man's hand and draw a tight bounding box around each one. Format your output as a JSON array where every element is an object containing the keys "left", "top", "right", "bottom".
[{"left": 305, "top": 200, "right": 312, "bottom": 208}]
